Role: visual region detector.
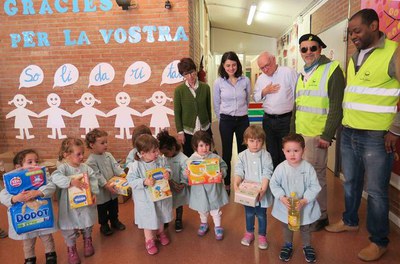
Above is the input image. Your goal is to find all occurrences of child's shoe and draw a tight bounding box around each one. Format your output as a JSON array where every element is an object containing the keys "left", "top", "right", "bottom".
[
  {"left": 240, "top": 232, "right": 254, "bottom": 246},
  {"left": 303, "top": 246, "right": 316, "bottom": 263},
  {"left": 83, "top": 237, "right": 95, "bottom": 257},
  {"left": 45, "top": 252, "right": 57, "bottom": 264},
  {"left": 214, "top": 226, "right": 224, "bottom": 240},
  {"left": 197, "top": 223, "right": 209, "bottom": 236},
  {"left": 100, "top": 224, "right": 113, "bottom": 236},
  {"left": 158, "top": 232, "right": 170, "bottom": 246},
  {"left": 111, "top": 220, "right": 126, "bottom": 231},
  {"left": 67, "top": 245, "right": 81, "bottom": 264},
  {"left": 175, "top": 219, "right": 183, "bottom": 232},
  {"left": 258, "top": 235, "right": 268, "bottom": 250},
  {"left": 0, "top": 228, "right": 8, "bottom": 238},
  {"left": 279, "top": 243, "right": 293, "bottom": 262},
  {"left": 24, "top": 257, "right": 36, "bottom": 264},
  {"left": 145, "top": 239, "right": 158, "bottom": 255}
]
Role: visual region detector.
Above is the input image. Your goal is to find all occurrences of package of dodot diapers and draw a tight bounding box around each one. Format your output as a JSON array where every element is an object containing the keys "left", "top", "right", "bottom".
[
  {"left": 3, "top": 167, "right": 55, "bottom": 234},
  {"left": 68, "top": 173, "right": 93, "bottom": 209}
]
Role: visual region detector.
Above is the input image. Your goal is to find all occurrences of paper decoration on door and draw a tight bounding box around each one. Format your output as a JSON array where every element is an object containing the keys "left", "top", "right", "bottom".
[
  {"left": 72, "top": 92, "right": 106, "bottom": 138},
  {"left": 141, "top": 91, "right": 174, "bottom": 136},
  {"left": 38, "top": 93, "right": 72, "bottom": 139},
  {"left": 19, "top": 65, "right": 44, "bottom": 89},
  {"left": 53, "top": 64, "right": 79, "bottom": 88},
  {"left": 88, "top": 63, "right": 115, "bottom": 88},
  {"left": 160, "top": 60, "right": 184, "bottom": 85},
  {"left": 6, "top": 94, "right": 38, "bottom": 140},
  {"left": 107, "top": 92, "right": 142, "bottom": 139},
  {"left": 123, "top": 61, "right": 151, "bottom": 86}
]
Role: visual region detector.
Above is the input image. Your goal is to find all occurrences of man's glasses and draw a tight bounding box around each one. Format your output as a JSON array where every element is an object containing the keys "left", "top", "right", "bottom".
[
  {"left": 259, "top": 63, "right": 271, "bottom": 71},
  {"left": 300, "top": 45, "right": 318, "bottom": 53}
]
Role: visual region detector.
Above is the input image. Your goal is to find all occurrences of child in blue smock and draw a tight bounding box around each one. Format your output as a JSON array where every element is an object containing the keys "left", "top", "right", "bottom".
[
  {"left": 185, "top": 130, "right": 229, "bottom": 240},
  {"left": 127, "top": 134, "right": 173, "bottom": 255},
  {"left": 0, "top": 149, "right": 57, "bottom": 264},
  {"left": 51, "top": 138, "right": 99, "bottom": 264},
  {"left": 125, "top": 125, "right": 152, "bottom": 169},
  {"left": 157, "top": 130, "right": 189, "bottom": 233},
  {"left": 234, "top": 125, "right": 273, "bottom": 250},
  {"left": 270, "top": 134, "right": 321, "bottom": 263},
  {"left": 85, "top": 129, "right": 126, "bottom": 236}
]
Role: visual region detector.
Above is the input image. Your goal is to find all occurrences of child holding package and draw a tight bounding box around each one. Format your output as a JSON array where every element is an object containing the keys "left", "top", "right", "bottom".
[
  {"left": 185, "top": 130, "right": 229, "bottom": 240},
  {"left": 157, "top": 130, "right": 189, "bottom": 232},
  {"left": 0, "top": 149, "right": 57, "bottom": 264},
  {"left": 270, "top": 134, "right": 321, "bottom": 263},
  {"left": 125, "top": 125, "right": 152, "bottom": 168},
  {"left": 85, "top": 129, "right": 126, "bottom": 236},
  {"left": 234, "top": 125, "right": 273, "bottom": 250},
  {"left": 127, "top": 134, "right": 173, "bottom": 255},
  {"left": 51, "top": 138, "right": 99, "bottom": 264}
]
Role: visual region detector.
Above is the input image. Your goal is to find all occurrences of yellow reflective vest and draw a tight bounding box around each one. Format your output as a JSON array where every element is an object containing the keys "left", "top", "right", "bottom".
[
  {"left": 295, "top": 61, "right": 340, "bottom": 136},
  {"left": 342, "top": 39, "right": 400, "bottom": 130}
]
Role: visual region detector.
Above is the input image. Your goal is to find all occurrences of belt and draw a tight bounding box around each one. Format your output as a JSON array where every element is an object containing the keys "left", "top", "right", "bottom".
[
  {"left": 220, "top": 114, "right": 248, "bottom": 120},
  {"left": 264, "top": 112, "right": 292, "bottom": 119}
]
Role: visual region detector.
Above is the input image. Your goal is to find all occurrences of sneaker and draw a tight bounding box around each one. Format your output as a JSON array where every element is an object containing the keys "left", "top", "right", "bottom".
[
  {"left": 175, "top": 219, "right": 183, "bottom": 232},
  {"left": 24, "top": 257, "right": 36, "bottom": 264},
  {"left": 358, "top": 243, "right": 387, "bottom": 261},
  {"left": 145, "top": 239, "right": 158, "bottom": 255},
  {"left": 325, "top": 220, "right": 358, "bottom": 233},
  {"left": 158, "top": 232, "right": 170, "bottom": 246},
  {"left": 279, "top": 244, "right": 293, "bottom": 262},
  {"left": 303, "top": 246, "right": 316, "bottom": 263},
  {"left": 111, "top": 220, "right": 126, "bottom": 231},
  {"left": 214, "top": 227, "right": 224, "bottom": 240},
  {"left": 83, "top": 237, "right": 95, "bottom": 257},
  {"left": 197, "top": 223, "right": 209, "bottom": 236},
  {"left": 240, "top": 232, "right": 254, "bottom": 246},
  {"left": 100, "top": 224, "right": 113, "bottom": 236},
  {"left": 45, "top": 252, "right": 57, "bottom": 264},
  {"left": 258, "top": 235, "right": 268, "bottom": 250},
  {"left": 67, "top": 245, "right": 81, "bottom": 264},
  {"left": 310, "top": 218, "right": 329, "bottom": 232}
]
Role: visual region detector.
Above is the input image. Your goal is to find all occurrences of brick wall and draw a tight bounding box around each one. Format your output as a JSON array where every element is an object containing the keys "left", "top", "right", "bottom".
[{"left": 0, "top": 0, "right": 194, "bottom": 161}]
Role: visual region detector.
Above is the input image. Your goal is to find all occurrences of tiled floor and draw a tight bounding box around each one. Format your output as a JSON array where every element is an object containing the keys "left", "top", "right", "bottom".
[{"left": 1, "top": 170, "right": 399, "bottom": 264}]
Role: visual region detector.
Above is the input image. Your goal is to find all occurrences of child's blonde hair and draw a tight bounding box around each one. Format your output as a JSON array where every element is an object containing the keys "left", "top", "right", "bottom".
[
  {"left": 243, "top": 125, "right": 265, "bottom": 145},
  {"left": 132, "top": 125, "right": 152, "bottom": 147},
  {"left": 58, "top": 138, "right": 85, "bottom": 161},
  {"left": 13, "top": 149, "right": 39, "bottom": 167},
  {"left": 282, "top": 133, "right": 305, "bottom": 149},
  {"left": 134, "top": 134, "right": 159, "bottom": 160},
  {"left": 85, "top": 128, "right": 108, "bottom": 149}
]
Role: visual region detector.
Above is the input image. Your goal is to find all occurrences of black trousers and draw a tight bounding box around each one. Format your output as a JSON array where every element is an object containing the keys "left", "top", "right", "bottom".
[{"left": 97, "top": 198, "right": 119, "bottom": 225}]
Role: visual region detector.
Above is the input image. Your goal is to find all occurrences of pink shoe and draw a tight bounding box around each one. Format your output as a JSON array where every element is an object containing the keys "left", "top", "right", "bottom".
[
  {"left": 158, "top": 232, "right": 170, "bottom": 246},
  {"left": 241, "top": 232, "right": 254, "bottom": 246},
  {"left": 214, "top": 226, "right": 224, "bottom": 240},
  {"left": 67, "top": 245, "right": 81, "bottom": 264},
  {"left": 146, "top": 239, "right": 158, "bottom": 255},
  {"left": 258, "top": 235, "right": 268, "bottom": 250},
  {"left": 83, "top": 237, "right": 95, "bottom": 257}
]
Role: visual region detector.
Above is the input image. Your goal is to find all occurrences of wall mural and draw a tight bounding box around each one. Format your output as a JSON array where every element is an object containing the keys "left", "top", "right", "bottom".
[{"left": 5, "top": 60, "right": 182, "bottom": 140}]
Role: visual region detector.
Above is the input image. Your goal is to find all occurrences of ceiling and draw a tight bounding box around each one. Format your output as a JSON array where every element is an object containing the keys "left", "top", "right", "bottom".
[{"left": 205, "top": 0, "right": 319, "bottom": 38}]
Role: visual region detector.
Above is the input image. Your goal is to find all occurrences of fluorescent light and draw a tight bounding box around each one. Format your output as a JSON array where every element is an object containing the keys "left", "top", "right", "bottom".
[{"left": 247, "top": 3, "right": 257, "bottom": 25}]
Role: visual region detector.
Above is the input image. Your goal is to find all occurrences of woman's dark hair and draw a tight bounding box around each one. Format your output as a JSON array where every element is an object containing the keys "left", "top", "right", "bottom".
[
  {"left": 13, "top": 149, "right": 39, "bottom": 166},
  {"left": 157, "top": 130, "right": 181, "bottom": 152},
  {"left": 177, "top": 58, "right": 197, "bottom": 75},
  {"left": 218, "top": 51, "right": 243, "bottom": 79},
  {"left": 191, "top": 130, "right": 214, "bottom": 151}
]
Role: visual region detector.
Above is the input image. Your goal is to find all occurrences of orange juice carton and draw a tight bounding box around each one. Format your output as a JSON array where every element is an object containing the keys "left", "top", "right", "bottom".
[
  {"left": 234, "top": 180, "right": 261, "bottom": 207},
  {"left": 68, "top": 173, "right": 93, "bottom": 209},
  {"left": 146, "top": 168, "right": 172, "bottom": 202},
  {"left": 108, "top": 176, "right": 130, "bottom": 196},
  {"left": 187, "top": 158, "right": 221, "bottom": 185}
]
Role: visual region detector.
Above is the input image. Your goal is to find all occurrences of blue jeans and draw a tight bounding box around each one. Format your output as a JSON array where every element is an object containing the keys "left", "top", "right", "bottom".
[
  {"left": 244, "top": 205, "right": 267, "bottom": 236},
  {"left": 341, "top": 127, "right": 393, "bottom": 247}
]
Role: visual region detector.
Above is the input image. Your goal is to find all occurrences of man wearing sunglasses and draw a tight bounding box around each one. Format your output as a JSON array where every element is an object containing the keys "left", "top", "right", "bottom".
[
  {"left": 291, "top": 33, "right": 345, "bottom": 232},
  {"left": 325, "top": 9, "right": 400, "bottom": 262}
]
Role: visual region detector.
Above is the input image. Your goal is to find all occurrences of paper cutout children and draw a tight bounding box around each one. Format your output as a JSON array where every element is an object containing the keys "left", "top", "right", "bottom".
[
  {"left": 141, "top": 91, "right": 174, "bottom": 136},
  {"left": 38, "top": 93, "right": 72, "bottom": 139},
  {"left": 6, "top": 94, "right": 38, "bottom": 140},
  {"left": 72, "top": 92, "right": 106, "bottom": 138},
  {"left": 106, "top": 91, "right": 142, "bottom": 139}
]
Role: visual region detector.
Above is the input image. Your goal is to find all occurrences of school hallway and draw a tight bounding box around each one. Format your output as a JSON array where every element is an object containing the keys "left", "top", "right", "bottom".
[{"left": 1, "top": 169, "right": 399, "bottom": 264}]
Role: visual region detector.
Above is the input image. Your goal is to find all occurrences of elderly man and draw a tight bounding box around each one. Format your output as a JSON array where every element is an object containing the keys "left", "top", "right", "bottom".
[
  {"left": 253, "top": 52, "right": 298, "bottom": 169},
  {"left": 325, "top": 9, "right": 400, "bottom": 262},
  {"left": 291, "top": 33, "right": 345, "bottom": 232}
]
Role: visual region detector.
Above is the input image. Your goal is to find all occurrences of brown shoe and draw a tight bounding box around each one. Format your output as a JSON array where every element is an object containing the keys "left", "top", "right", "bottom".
[
  {"left": 358, "top": 243, "right": 387, "bottom": 261},
  {"left": 325, "top": 220, "right": 359, "bottom": 233}
]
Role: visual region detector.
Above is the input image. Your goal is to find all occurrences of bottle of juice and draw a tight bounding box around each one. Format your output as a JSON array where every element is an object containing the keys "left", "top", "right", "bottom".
[{"left": 288, "top": 192, "right": 300, "bottom": 231}]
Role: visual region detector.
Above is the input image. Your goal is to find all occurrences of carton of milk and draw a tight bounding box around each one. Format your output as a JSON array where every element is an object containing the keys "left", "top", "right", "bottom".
[{"left": 68, "top": 173, "right": 93, "bottom": 209}]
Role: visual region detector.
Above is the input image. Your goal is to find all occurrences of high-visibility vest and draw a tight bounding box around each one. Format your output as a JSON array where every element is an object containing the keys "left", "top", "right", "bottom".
[
  {"left": 342, "top": 39, "right": 400, "bottom": 130},
  {"left": 295, "top": 61, "right": 340, "bottom": 136}
]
